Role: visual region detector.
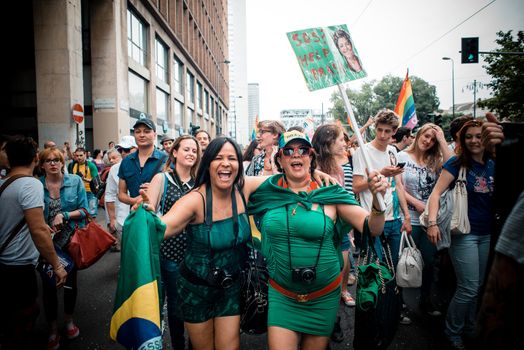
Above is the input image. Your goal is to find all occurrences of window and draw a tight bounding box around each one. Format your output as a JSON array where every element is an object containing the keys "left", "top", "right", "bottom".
[
  {"left": 196, "top": 82, "right": 203, "bottom": 111},
  {"left": 155, "top": 38, "right": 168, "bottom": 82},
  {"left": 128, "top": 71, "right": 147, "bottom": 113},
  {"left": 173, "top": 55, "right": 184, "bottom": 94},
  {"left": 127, "top": 9, "right": 147, "bottom": 66},
  {"left": 174, "top": 100, "right": 183, "bottom": 128},
  {"left": 187, "top": 107, "right": 194, "bottom": 125},
  {"left": 156, "top": 89, "right": 168, "bottom": 122},
  {"left": 204, "top": 90, "right": 210, "bottom": 115},
  {"left": 187, "top": 72, "right": 195, "bottom": 104}
]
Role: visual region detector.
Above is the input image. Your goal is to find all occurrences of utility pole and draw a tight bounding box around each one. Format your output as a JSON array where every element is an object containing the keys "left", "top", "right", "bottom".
[
  {"left": 321, "top": 103, "right": 325, "bottom": 125},
  {"left": 463, "top": 80, "right": 484, "bottom": 118}
]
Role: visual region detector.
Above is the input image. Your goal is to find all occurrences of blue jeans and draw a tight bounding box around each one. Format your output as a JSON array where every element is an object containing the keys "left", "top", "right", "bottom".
[
  {"left": 374, "top": 219, "right": 402, "bottom": 268},
  {"left": 445, "top": 234, "right": 490, "bottom": 342},
  {"left": 160, "top": 258, "right": 186, "bottom": 349},
  {"left": 86, "top": 192, "right": 98, "bottom": 217},
  {"left": 411, "top": 225, "right": 437, "bottom": 303}
]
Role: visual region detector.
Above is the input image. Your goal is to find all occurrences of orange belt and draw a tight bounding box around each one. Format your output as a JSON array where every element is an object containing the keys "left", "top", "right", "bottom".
[{"left": 269, "top": 273, "right": 342, "bottom": 303}]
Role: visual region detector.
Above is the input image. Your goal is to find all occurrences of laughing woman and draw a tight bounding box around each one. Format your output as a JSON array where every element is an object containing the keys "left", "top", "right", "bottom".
[
  {"left": 145, "top": 135, "right": 200, "bottom": 350},
  {"left": 246, "top": 131, "right": 386, "bottom": 350}
]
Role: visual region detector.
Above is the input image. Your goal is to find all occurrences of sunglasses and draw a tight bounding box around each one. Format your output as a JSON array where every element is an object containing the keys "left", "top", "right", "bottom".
[
  {"left": 280, "top": 146, "right": 312, "bottom": 157},
  {"left": 44, "top": 158, "right": 61, "bottom": 164}
]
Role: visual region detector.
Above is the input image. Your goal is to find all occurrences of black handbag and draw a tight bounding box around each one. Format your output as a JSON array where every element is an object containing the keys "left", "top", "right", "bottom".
[
  {"left": 240, "top": 245, "right": 269, "bottom": 335},
  {"left": 354, "top": 223, "right": 401, "bottom": 350}
]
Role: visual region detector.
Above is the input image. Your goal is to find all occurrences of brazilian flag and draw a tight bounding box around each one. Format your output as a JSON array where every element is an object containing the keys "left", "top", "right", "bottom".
[{"left": 110, "top": 205, "right": 165, "bottom": 349}]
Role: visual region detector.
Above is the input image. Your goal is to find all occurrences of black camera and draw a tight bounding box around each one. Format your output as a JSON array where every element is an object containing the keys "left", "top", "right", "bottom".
[
  {"left": 207, "top": 267, "right": 234, "bottom": 288},
  {"left": 292, "top": 267, "right": 316, "bottom": 284}
]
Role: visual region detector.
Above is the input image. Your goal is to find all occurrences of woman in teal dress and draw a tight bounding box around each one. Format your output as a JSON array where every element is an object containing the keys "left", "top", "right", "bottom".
[{"left": 246, "top": 131, "right": 387, "bottom": 350}]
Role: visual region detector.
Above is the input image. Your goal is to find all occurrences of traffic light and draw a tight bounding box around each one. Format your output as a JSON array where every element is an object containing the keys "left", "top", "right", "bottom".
[{"left": 461, "top": 37, "right": 479, "bottom": 64}]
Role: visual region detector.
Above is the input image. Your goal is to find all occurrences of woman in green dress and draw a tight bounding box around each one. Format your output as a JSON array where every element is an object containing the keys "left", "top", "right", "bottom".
[{"left": 246, "top": 131, "right": 387, "bottom": 350}]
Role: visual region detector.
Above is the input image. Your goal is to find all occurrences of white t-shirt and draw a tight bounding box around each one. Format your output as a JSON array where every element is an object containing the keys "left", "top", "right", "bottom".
[
  {"left": 353, "top": 143, "right": 401, "bottom": 221},
  {"left": 104, "top": 163, "right": 130, "bottom": 226},
  {"left": 0, "top": 177, "right": 44, "bottom": 265},
  {"left": 397, "top": 151, "right": 439, "bottom": 226}
]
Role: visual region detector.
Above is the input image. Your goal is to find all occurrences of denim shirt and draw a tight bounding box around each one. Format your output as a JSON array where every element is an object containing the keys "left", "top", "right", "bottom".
[
  {"left": 118, "top": 148, "right": 167, "bottom": 197},
  {"left": 40, "top": 174, "right": 88, "bottom": 232}
]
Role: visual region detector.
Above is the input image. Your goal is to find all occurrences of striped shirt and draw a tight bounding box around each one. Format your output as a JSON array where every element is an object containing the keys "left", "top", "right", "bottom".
[{"left": 341, "top": 161, "right": 354, "bottom": 195}]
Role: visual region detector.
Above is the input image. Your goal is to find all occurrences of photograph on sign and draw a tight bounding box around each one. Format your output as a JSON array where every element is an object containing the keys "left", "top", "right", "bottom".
[{"left": 287, "top": 24, "right": 367, "bottom": 91}]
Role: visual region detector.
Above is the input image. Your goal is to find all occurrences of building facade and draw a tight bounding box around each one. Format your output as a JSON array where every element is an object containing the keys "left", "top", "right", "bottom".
[
  {"left": 227, "top": 0, "right": 248, "bottom": 146},
  {"left": 1, "top": 0, "right": 230, "bottom": 150},
  {"left": 280, "top": 109, "right": 333, "bottom": 130},
  {"left": 247, "top": 83, "right": 259, "bottom": 138}
]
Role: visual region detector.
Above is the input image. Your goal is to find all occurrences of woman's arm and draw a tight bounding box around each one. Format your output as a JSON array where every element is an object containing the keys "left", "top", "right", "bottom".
[
  {"left": 426, "top": 169, "right": 455, "bottom": 245},
  {"left": 160, "top": 191, "right": 200, "bottom": 238},
  {"left": 146, "top": 173, "right": 165, "bottom": 213}
]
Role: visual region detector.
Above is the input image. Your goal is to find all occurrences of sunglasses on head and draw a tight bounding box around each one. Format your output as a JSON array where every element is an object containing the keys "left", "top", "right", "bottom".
[{"left": 280, "top": 146, "right": 312, "bottom": 157}]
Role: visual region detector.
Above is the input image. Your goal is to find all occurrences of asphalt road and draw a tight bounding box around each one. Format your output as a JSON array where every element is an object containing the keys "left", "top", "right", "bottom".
[{"left": 31, "top": 209, "right": 453, "bottom": 349}]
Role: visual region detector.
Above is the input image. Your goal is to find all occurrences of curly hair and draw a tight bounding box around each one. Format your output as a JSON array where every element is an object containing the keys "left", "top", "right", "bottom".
[
  {"left": 405, "top": 123, "right": 443, "bottom": 172},
  {"left": 373, "top": 109, "right": 400, "bottom": 129}
]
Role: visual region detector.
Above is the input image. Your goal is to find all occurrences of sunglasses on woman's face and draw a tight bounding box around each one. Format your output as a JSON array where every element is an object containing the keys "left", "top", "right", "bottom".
[{"left": 280, "top": 146, "right": 312, "bottom": 157}]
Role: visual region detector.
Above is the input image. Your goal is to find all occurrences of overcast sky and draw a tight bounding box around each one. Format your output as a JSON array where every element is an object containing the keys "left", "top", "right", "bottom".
[{"left": 245, "top": 0, "right": 524, "bottom": 120}]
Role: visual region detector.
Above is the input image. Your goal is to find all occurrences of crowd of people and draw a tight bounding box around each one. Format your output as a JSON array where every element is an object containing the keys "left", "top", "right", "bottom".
[{"left": 0, "top": 107, "right": 513, "bottom": 350}]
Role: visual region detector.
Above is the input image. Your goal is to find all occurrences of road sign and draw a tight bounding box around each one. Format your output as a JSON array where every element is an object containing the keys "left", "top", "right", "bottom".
[{"left": 72, "top": 103, "right": 84, "bottom": 124}]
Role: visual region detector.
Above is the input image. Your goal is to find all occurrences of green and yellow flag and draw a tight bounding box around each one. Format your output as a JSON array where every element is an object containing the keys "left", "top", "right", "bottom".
[{"left": 110, "top": 205, "right": 165, "bottom": 349}]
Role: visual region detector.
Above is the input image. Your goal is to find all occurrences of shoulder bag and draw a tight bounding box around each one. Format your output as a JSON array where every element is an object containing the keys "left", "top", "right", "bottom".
[
  {"left": 354, "top": 221, "right": 401, "bottom": 350},
  {"left": 396, "top": 230, "right": 423, "bottom": 288},
  {"left": 239, "top": 190, "right": 269, "bottom": 335},
  {"left": 68, "top": 208, "right": 116, "bottom": 269}
]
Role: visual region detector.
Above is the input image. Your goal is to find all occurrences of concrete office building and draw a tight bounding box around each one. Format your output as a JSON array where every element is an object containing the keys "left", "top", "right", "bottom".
[
  {"left": 227, "top": 0, "right": 248, "bottom": 146},
  {"left": 247, "top": 83, "right": 259, "bottom": 138},
  {"left": 1, "top": 0, "right": 230, "bottom": 150}
]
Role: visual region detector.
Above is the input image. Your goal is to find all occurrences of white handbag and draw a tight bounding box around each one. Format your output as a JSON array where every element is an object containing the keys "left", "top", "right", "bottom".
[
  {"left": 396, "top": 231, "right": 423, "bottom": 288},
  {"left": 450, "top": 167, "right": 470, "bottom": 235}
]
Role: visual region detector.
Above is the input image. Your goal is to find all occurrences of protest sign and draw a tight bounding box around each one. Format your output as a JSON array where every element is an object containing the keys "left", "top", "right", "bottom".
[{"left": 287, "top": 24, "right": 367, "bottom": 91}]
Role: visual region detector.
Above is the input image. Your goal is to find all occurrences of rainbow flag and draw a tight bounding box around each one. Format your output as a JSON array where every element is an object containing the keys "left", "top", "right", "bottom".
[
  {"left": 394, "top": 70, "right": 417, "bottom": 129},
  {"left": 250, "top": 115, "right": 259, "bottom": 141}
]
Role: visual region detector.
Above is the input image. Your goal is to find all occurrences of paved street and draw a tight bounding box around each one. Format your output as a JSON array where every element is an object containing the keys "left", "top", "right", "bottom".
[{"left": 31, "top": 209, "right": 452, "bottom": 349}]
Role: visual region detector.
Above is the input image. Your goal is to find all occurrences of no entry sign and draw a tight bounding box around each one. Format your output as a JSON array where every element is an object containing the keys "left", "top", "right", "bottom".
[{"left": 72, "top": 103, "right": 84, "bottom": 124}]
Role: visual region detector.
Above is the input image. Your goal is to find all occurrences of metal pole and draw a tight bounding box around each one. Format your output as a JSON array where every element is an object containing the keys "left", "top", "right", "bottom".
[
  {"left": 451, "top": 59, "right": 455, "bottom": 118},
  {"left": 337, "top": 84, "right": 386, "bottom": 211},
  {"left": 473, "top": 79, "right": 477, "bottom": 118}
]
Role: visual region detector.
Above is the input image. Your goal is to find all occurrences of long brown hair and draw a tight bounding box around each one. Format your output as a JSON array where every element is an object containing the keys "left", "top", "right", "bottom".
[
  {"left": 163, "top": 135, "right": 200, "bottom": 179},
  {"left": 455, "top": 119, "right": 492, "bottom": 168},
  {"left": 311, "top": 123, "right": 344, "bottom": 181},
  {"left": 405, "top": 123, "right": 443, "bottom": 172}
]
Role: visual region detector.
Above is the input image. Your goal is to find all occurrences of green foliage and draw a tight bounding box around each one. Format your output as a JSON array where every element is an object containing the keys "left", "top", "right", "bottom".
[
  {"left": 478, "top": 31, "right": 524, "bottom": 122},
  {"left": 329, "top": 74, "right": 440, "bottom": 132}
]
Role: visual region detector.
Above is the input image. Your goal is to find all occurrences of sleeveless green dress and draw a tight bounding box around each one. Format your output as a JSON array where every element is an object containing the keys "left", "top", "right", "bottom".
[
  {"left": 248, "top": 174, "right": 360, "bottom": 336},
  {"left": 176, "top": 214, "right": 250, "bottom": 323}
]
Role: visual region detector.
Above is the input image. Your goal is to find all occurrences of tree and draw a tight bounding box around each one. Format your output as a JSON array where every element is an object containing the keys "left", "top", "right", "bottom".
[
  {"left": 478, "top": 30, "right": 524, "bottom": 122},
  {"left": 329, "top": 74, "right": 440, "bottom": 131}
]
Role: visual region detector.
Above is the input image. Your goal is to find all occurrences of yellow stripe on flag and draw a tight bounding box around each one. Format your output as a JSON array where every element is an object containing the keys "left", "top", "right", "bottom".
[{"left": 110, "top": 280, "right": 161, "bottom": 340}]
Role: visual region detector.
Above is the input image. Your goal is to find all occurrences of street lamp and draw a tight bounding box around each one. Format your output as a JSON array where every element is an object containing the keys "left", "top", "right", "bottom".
[{"left": 442, "top": 57, "right": 455, "bottom": 118}]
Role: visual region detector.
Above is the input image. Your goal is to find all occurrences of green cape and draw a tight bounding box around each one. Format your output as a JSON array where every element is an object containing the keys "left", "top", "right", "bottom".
[{"left": 247, "top": 174, "right": 360, "bottom": 248}]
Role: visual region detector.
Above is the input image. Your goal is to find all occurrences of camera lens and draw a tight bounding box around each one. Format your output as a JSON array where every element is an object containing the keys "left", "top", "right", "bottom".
[{"left": 301, "top": 269, "right": 316, "bottom": 283}]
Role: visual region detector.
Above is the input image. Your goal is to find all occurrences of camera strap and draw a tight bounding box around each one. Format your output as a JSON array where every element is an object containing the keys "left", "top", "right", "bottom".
[
  {"left": 205, "top": 183, "right": 240, "bottom": 263},
  {"left": 285, "top": 203, "right": 326, "bottom": 271}
]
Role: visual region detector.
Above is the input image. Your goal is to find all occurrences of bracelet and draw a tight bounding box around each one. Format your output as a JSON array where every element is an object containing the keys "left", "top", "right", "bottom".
[
  {"left": 371, "top": 205, "right": 385, "bottom": 215},
  {"left": 54, "top": 263, "right": 65, "bottom": 272},
  {"left": 428, "top": 220, "right": 437, "bottom": 225},
  {"left": 62, "top": 211, "right": 70, "bottom": 222},
  {"left": 428, "top": 223, "right": 438, "bottom": 228}
]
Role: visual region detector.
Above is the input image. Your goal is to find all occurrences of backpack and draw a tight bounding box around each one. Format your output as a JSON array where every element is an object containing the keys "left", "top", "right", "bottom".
[{"left": 97, "top": 166, "right": 112, "bottom": 205}]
